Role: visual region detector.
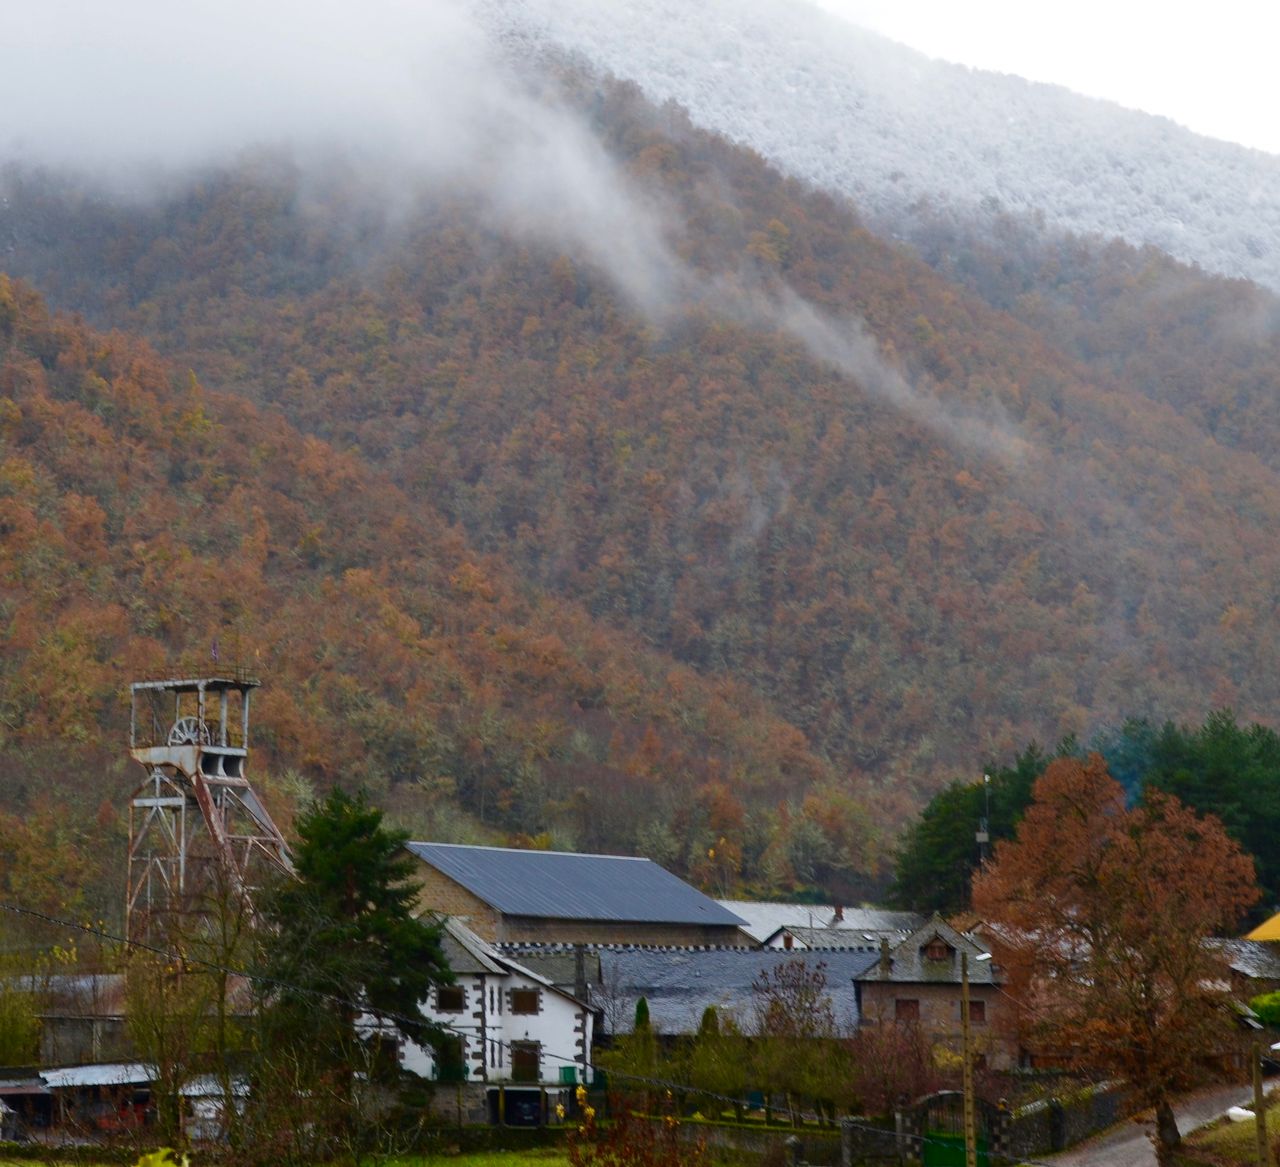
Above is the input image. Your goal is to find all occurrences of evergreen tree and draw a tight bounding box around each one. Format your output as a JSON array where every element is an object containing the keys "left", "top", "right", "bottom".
[
  {"left": 890, "top": 743, "right": 1051, "bottom": 913},
  {"left": 255, "top": 788, "right": 450, "bottom": 1153}
]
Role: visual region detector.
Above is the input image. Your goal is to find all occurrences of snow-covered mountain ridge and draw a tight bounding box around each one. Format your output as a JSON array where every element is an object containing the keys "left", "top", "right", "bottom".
[{"left": 485, "top": 0, "right": 1280, "bottom": 292}]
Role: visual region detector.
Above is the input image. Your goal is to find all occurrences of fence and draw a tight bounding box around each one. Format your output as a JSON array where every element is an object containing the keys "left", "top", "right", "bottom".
[{"left": 840, "top": 1081, "right": 1137, "bottom": 1164}]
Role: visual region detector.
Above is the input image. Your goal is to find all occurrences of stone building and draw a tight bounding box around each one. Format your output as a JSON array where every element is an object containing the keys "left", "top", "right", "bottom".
[{"left": 855, "top": 916, "right": 1015, "bottom": 1069}]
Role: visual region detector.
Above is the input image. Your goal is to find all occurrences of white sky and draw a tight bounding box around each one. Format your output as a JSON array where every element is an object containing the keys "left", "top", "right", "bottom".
[{"left": 813, "top": 0, "right": 1280, "bottom": 156}]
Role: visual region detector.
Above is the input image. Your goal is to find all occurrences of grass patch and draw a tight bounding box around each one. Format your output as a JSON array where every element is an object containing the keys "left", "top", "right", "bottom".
[
  {"left": 390, "top": 1153, "right": 570, "bottom": 1166},
  {"left": 1182, "top": 1091, "right": 1280, "bottom": 1166},
  {"left": 1184, "top": 1116, "right": 1267, "bottom": 1165}
]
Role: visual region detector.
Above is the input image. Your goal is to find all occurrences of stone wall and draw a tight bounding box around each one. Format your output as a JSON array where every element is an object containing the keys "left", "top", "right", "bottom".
[
  {"left": 1004, "top": 1081, "right": 1135, "bottom": 1158},
  {"left": 40, "top": 1016, "right": 132, "bottom": 1066},
  {"left": 857, "top": 983, "right": 1014, "bottom": 1069},
  {"left": 847, "top": 1081, "right": 1139, "bottom": 1165}
]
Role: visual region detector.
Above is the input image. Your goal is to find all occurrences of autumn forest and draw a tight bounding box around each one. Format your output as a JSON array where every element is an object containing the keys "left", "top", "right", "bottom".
[{"left": 6, "top": 68, "right": 1280, "bottom": 922}]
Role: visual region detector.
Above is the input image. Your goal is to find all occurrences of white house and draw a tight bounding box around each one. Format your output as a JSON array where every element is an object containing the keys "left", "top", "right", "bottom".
[{"left": 400, "top": 916, "right": 594, "bottom": 1088}]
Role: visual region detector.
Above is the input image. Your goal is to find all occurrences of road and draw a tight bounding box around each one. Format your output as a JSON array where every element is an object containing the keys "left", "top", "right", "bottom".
[{"left": 1041, "top": 1081, "right": 1254, "bottom": 1167}]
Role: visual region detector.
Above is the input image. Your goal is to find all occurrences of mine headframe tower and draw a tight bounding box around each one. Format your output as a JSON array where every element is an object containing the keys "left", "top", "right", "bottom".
[{"left": 126, "top": 676, "right": 294, "bottom": 947}]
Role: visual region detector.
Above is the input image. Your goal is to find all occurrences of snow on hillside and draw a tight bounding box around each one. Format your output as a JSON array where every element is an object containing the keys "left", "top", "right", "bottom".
[{"left": 484, "top": 0, "right": 1280, "bottom": 292}]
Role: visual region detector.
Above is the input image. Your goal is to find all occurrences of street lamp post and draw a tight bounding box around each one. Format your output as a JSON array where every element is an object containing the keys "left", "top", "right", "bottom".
[{"left": 976, "top": 774, "right": 991, "bottom": 865}]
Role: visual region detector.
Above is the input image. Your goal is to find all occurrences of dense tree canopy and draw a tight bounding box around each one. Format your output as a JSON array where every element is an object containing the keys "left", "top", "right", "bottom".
[
  {"left": 0, "top": 275, "right": 868, "bottom": 909},
  {"left": 895, "top": 712, "right": 1280, "bottom": 918},
  {"left": 10, "top": 64, "right": 1280, "bottom": 915},
  {"left": 12, "top": 70, "right": 1280, "bottom": 820}
]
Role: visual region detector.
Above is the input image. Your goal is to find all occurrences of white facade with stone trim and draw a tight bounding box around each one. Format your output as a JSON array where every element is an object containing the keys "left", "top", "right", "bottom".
[{"left": 400, "top": 916, "right": 594, "bottom": 1087}]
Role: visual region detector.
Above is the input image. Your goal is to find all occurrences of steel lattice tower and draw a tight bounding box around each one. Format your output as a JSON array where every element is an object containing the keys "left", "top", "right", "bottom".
[{"left": 126, "top": 676, "right": 293, "bottom": 946}]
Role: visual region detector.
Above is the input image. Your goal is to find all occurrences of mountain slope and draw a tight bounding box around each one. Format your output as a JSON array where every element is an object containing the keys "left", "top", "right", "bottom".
[
  {"left": 0, "top": 274, "right": 876, "bottom": 917},
  {"left": 487, "top": 0, "right": 1280, "bottom": 292},
  {"left": 7, "top": 70, "right": 1280, "bottom": 807}
]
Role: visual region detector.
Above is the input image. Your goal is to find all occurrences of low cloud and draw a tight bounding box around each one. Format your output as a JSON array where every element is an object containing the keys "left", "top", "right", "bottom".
[
  {"left": 0, "top": 0, "right": 679, "bottom": 313},
  {"left": 1, "top": 0, "right": 1023, "bottom": 458}
]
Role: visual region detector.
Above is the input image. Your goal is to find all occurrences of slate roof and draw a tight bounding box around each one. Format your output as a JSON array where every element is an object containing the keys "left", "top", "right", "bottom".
[
  {"left": 1210, "top": 938, "right": 1280, "bottom": 982},
  {"left": 594, "top": 947, "right": 879, "bottom": 1035},
  {"left": 406, "top": 842, "right": 746, "bottom": 927},
  {"left": 431, "top": 916, "right": 590, "bottom": 1005},
  {"left": 436, "top": 915, "right": 506, "bottom": 976},
  {"left": 717, "top": 900, "right": 922, "bottom": 944},
  {"left": 858, "top": 915, "right": 997, "bottom": 985},
  {"left": 764, "top": 925, "right": 893, "bottom": 950}
]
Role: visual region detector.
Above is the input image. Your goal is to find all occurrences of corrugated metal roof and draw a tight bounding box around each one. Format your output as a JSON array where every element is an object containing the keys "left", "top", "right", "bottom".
[
  {"left": 597, "top": 948, "right": 879, "bottom": 1035},
  {"left": 407, "top": 843, "right": 746, "bottom": 927},
  {"left": 42, "top": 1063, "right": 153, "bottom": 1089},
  {"left": 181, "top": 1074, "right": 249, "bottom": 1098}
]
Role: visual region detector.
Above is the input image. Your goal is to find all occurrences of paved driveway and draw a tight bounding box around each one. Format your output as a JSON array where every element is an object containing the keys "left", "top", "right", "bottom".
[{"left": 1042, "top": 1081, "right": 1255, "bottom": 1167}]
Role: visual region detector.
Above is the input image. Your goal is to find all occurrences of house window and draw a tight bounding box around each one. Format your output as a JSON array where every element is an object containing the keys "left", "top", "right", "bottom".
[
  {"left": 511, "top": 988, "right": 540, "bottom": 1015},
  {"left": 923, "top": 939, "right": 950, "bottom": 962},
  {"left": 895, "top": 998, "right": 920, "bottom": 1022},
  {"left": 436, "top": 986, "right": 466, "bottom": 1013},
  {"left": 511, "top": 1040, "right": 541, "bottom": 1083},
  {"left": 436, "top": 1036, "right": 467, "bottom": 1083},
  {"left": 367, "top": 1033, "right": 400, "bottom": 1079},
  {"left": 970, "top": 999, "right": 986, "bottom": 1025}
]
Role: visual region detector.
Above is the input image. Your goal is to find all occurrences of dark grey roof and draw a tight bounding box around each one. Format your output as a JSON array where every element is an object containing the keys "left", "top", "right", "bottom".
[
  {"left": 432, "top": 917, "right": 590, "bottom": 1005},
  {"left": 1211, "top": 939, "right": 1280, "bottom": 982},
  {"left": 504, "top": 948, "right": 601, "bottom": 992},
  {"left": 406, "top": 842, "right": 746, "bottom": 927},
  {"left": 858, "top": 916, "right": 997, "bottom": 985},
  {"left": 720, "top": 900, "right": 924, "bottom": 943},
  {"left": 765, "top": 925, "right": 896, "bottom": 950},
  {"left": 436, "top": 916, "right": 506, "bottom": 976},
  {"left": 594, "top": 947, "right": 879, "bottom": 1035}
]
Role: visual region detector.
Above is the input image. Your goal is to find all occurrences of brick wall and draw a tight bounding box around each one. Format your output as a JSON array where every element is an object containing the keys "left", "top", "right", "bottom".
[
  {"left": 499, "top": 917, "right": 748, "bottom": 947},
  {"left": 412, "top": 867, "right": 500, "bottom": 939}
]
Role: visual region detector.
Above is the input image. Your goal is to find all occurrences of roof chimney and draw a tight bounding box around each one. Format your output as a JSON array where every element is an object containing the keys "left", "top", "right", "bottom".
[
  {"left": 783, "top": 931, "right": 794, "bottom": 950},
  {"left": 833, "top": 904, "right": 844, "bottom": 923},
  {"left": 879, "top": 936, "right": 892, "bottom": 974}
]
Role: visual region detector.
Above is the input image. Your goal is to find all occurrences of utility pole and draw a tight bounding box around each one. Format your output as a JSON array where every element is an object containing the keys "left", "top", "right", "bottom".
[
  {"left": 963, "top": 951, "right": 976, "bottom": 1167},
  {"left": 1255, "top": 1038, "right": 1269, "bottom": 1167}
]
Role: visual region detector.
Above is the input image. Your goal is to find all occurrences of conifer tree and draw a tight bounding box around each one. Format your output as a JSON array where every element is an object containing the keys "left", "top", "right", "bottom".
[{"left": 255, "top": 788, "right": 450, "bottom": 1153}]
